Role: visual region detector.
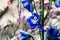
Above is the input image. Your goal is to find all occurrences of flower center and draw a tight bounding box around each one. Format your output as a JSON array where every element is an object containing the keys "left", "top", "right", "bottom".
[{"left": 31, "top": 16, "right": 38, "bottom": 24}]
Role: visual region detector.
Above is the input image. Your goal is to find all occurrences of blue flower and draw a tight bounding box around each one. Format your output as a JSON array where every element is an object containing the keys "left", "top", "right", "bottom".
[
  {"left": 21, "top": 0, "right": 34, "bottom": 13},
  {"left": 21, "top": 0, "right": 29, "bottom": 3},
  {"left": 20, "top": 36, "right": 28, "bottom": 40},
  {"left": 26, "top": 13, "right": 40, "bottom": 29},
  {"left": 46, "top": 27, "right": 60, "bottom": 40},
  {"left": 55, "top": 0, "right": 60, "bottom": 8},
  {"left": 39, "top": 25, "right": 44, "bottom": 31},
  {"left": 19, "top": 30, "right": 32, "bottom": 40}
]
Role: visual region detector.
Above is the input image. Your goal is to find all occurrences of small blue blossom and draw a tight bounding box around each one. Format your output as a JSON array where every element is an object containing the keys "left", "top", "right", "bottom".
[
  {"left": 21, "top": 0, "right": 34, "bottom": 13},
  {"left": 46, "top": 27, "right": 60, "bottom": 40},
  {"left": 20, "top": 36, "right": 28, "bottom": 40},
  {"left": 19, "top": 30, "right": 32, "bottom": 40},
  {"left": 21, "top": 0, "right": 29, "bottom": 3},
  {"left": 55, "top": 0, "right": 60, "bottom": 8},
  {"left": 26, "top": 13, "right": 40, "bottom": 30}
]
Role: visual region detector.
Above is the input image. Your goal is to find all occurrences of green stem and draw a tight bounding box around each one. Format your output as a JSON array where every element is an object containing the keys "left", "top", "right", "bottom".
[
  {"left": 41, "top": 0, "right": 44, "bottom": 40},
  {"left": 42, "top": 0, "right": 44, "bottom": 25}
]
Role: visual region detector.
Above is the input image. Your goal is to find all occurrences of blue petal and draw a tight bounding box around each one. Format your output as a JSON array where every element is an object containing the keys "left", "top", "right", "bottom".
[
  {"left": 20, "top": 30, "right": 29, "bottom": 36},
  {"left": 19, "top": 30, "right": 33, "bottom": 40},
  {"left": 46, "top": 27, "right": 59, "bottom": 40},
  {"left": 20, "top": 36, "right": 28, "bottom": 40},
  {"left": 29, "top": 25, "right": 37, "bottom": 29},
  {"left": 24, "top": 3, "right": 34, "bottom": 12},
  {"left": 32, "top": 13, "right": 40, "bottom": 25},
  {"left": 32, "top": 13, "right": 40, "bottom": 19},
  {"left": 21, "top": 0, "right": 29, "bottom": 3},
  {"left": 21, "top": 0, "right": 34, "bottom": 12},
  {"left": 39, "top": 25, "right": 44, "bottom": 31},
  {"left": 26, "top": 13, "right": 40, "bottom": 29},
  {"left": 23, "top": 2, "right": 29, "bottom": 7},
  {"left": 55, "top": 0, "right": 60, "bottom": 7},
  {"left": 19, "top": 30, "right": 29, "bottom": 40},
  {"left": 47, "top": 27, "right": 58, "bottom": 37},
  {"left": 27, "top": 17, "right": 38, "bottom": 29}
]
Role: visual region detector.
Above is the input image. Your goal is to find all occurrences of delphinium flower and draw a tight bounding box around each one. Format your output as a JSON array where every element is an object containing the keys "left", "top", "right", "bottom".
[
  {"left": 26, "top": 13, "right": 40, "bottom": 30},
  {"left": 19, "top": 30, "right": 33, "bottom": 40},
  {"left": 55, "top": 0, "right": 60, "bottom": 8},
  {"left": 21, "top": 0, "right": 34, "bottom": 13},
  {"left": 46, "top": 27, "right": 60, "bottom": 40}
]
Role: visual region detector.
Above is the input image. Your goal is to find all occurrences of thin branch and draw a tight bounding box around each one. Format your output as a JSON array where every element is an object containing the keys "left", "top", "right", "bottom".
[{"left": 0, "top": 0, "right": 14, "bottom": 18}]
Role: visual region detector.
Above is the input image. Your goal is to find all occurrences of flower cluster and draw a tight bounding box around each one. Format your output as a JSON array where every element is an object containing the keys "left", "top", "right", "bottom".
[
  {"left": 21, "top": 0, "right": 34, "bottom": 13},
  {"left": 21, "top": 0, "right": 42, "bottom": 30}
]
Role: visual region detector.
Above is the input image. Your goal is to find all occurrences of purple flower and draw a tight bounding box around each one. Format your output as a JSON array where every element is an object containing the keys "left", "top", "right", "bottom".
[
  {"left": 26, "top": 13, "right": 40, "bottom": 29},
  {"left": 21, "top": 0, "right": 34, "bottom": 13}
]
